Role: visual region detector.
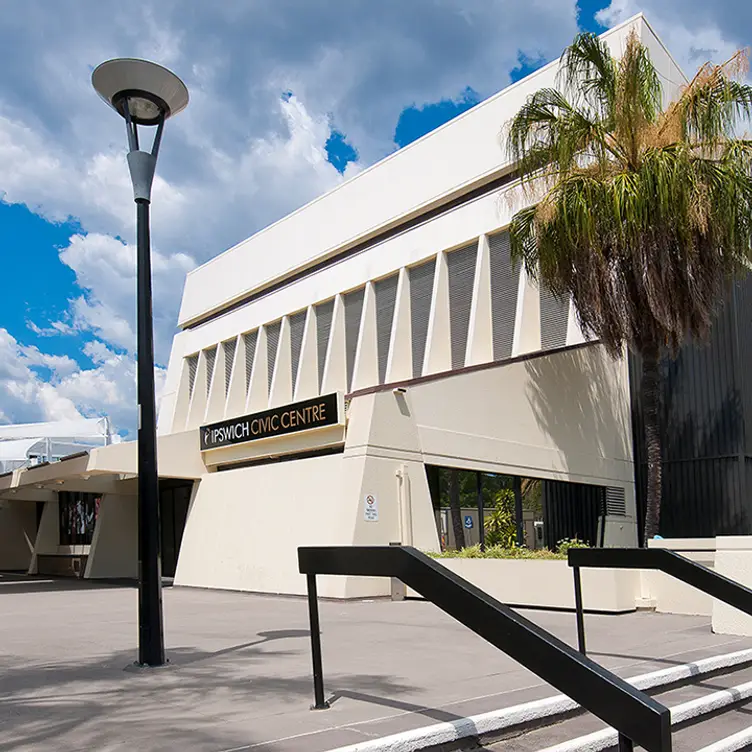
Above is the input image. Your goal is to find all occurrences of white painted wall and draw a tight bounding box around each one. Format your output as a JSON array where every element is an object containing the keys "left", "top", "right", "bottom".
[
  {"left": 642, "top": 538, "right": 716, "bottom": 616},
  {"left": 408, "top": 345, "right": 634, "bottom": 490},
  {"left": 712, "top": 537, "right": 752, "bottom": 636},
  {"left": 85, "top": 494, "right": 138, "bottom": 579},
  {"left": 414, "top": 559, "right": 639, "bottom": 612}
]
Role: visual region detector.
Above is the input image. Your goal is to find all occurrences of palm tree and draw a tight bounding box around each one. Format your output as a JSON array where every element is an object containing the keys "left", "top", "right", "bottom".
[{"left": 506, "top": 31, "right": 752, "bottom": 544}]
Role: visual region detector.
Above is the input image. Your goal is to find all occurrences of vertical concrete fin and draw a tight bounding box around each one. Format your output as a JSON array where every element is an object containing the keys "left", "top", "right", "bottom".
[
  {"left": 566, "top": 298, "right": 588, "bottom": 346},
  {"left": 423, "top": 251, "right": 451, "bottom": 376},
  {"left": 204, "top": 345, "right": 226, "bottom": 423},
  {"left": 352, "top": 282, "right": 379, "bottom": 391},
  {"left": 511, "top": 264, "right": 542, "bottom": 357},
  {"left": 186, "top": 350, "right": 209, "bottom": 429},
  {"left": 322, "top": 294, "right": 347, "bottom": 394},
  {"left": 171, "top": 356, "right": 194, "bottom": 432},
  {"left": 246, "top": 326, "right": 269, "bottom": 412},
  {"left": 466, "top": 235, "right": 493, "bottom": 366},
  {"left": 294, "top": 306, "right": 319, "bottom": 401},
  {"left": 269, "top": 316, "right": 293, "bottom": 407},
  {"left": 386, "top": 267, "right": 412, "bottom": 383},
  {"left": 225, "top": 334, "right": 246, "bottom": 419}
]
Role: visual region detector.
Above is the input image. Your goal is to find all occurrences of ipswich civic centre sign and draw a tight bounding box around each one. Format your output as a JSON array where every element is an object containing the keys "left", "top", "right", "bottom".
[{"left": 200, "top": 393, "right": 342, "bottom": 451}]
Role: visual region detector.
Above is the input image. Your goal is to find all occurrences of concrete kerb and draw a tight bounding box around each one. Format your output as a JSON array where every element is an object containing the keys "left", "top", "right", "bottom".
[{"left": 325, "top": 649, "right": 752, "bottom": 752}]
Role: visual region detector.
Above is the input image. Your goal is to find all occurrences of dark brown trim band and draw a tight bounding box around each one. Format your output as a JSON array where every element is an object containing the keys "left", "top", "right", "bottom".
[{"left": 185, "top": 168, "right": 518, "bottom": 330}]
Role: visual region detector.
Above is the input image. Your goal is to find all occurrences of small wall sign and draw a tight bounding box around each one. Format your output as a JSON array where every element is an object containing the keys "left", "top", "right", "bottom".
[
  {"left": 464, "top": 515, "right": 474, "bottom": 529},
  {"left": 364, "top": 493, "right": 379, "bottom": 522}
]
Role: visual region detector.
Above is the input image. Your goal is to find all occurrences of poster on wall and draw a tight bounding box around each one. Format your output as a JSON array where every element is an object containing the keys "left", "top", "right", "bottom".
[{"left": 364, "top": 493, "right": 379, "bottom": 522}]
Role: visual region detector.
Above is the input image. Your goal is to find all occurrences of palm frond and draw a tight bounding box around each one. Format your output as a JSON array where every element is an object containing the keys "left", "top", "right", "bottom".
[{"left": 557, "top": 32, "right": 617, "bottom": 121}]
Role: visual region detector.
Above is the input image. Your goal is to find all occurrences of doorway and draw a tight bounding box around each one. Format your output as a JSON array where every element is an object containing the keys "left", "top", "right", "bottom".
[{"left": 159, "top": 479, "right": 192, "bottom": 578}]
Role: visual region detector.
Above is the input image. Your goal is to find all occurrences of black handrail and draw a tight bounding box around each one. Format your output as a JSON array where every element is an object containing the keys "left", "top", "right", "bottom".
[
  {"left": 568, "top": 547, "right": 752, "bottom": 657},
  {"left": 299, "top": 545, "right": 671, "bottom": 752}
]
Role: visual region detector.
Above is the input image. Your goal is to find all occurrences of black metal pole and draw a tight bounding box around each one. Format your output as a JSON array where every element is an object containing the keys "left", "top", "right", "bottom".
[
  {"left": 477, "top": 472, "right": 485, "bottom": 551},
  {"left": 514, "top": 476, "right": 524, "bottom": 547},
  {"left": 617, "top": 733, "right": 634, "bottom": 751},
  {"left": 573, "top": 565, "right": 586, "bottom": 656},
  {"left": 136, "top": 198, "right": 165, "bottom": 667},
  {"left": 306, "top": 573, "right": 329, "bottom": 709}
]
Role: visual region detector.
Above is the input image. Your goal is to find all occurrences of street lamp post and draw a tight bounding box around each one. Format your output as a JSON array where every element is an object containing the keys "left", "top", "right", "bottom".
[{"left": 92, "top": 59, "right": 189, "bottom": 667}]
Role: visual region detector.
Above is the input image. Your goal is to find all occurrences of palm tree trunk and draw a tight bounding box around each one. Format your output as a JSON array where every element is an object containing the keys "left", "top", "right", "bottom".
[
  {"left": 642, "top": 346, "right": 663, "bottom": 545},
  {"left": 449, "top": 470, "right": 466, "bottom": 550}
]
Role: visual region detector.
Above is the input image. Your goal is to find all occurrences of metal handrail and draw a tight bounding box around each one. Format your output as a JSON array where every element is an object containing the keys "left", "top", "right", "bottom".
[
  {"left": 568, "top": 547, "right": 752, "bottom": 657},
  {"left": 298, "top": 545, "right": 671, "bottom": 752}
]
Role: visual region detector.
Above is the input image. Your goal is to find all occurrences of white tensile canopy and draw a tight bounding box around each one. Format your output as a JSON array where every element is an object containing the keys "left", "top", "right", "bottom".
[{"left": 0, "top": 417, "right": 120, "bottom": 474}]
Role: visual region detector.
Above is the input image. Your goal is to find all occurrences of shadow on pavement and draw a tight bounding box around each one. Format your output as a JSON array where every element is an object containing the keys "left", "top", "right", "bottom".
[{"left": 0, "top": 572, "right": 171, "bottom": 594}]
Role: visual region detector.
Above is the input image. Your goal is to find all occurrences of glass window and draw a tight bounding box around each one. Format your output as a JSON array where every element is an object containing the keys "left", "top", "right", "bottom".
[{"left": 58, "top": 491, "right": 101, "bottom": 545}]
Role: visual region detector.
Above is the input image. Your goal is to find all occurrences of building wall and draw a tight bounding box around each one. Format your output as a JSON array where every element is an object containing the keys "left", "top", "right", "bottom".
[
  {"left": 630, "top": 277, "right": 752, "bottom": 539},
  {"left": 0, "top": 501, "right": 36, "bottom": 570},
  {"left": 174, "top": 345, "right": 635, "bottom": 597},
  {"left": 85, "top": 494, "right": 138, "bottom": 579}
]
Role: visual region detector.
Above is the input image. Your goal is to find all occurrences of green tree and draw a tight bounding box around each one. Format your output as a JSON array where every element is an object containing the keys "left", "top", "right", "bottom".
[
  {"left": 506, "top": 32, "right": 752, "bottom": 543},
  {"left": 484, "top": 488, "right": 518, "bottom": 548}
]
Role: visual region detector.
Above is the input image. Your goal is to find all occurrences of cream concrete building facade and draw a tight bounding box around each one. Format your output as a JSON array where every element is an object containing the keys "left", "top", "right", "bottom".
[{"left": 0, "top": 14, "right": 684, "bottom": 598}]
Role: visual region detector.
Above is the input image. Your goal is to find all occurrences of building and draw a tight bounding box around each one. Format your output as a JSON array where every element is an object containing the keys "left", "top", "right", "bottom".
[{"left": 0, "top": 15, "right": 690, "bottom": 596}]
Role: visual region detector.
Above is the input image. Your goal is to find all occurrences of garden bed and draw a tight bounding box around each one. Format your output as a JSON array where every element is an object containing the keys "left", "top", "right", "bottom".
[{"left": 416, "top": 547, "right": 639, "bottom": 612}]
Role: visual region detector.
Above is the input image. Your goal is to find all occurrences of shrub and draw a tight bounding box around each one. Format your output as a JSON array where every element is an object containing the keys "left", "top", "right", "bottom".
[{"left": 555, "top": 538, "right": 589, "bottom": 555}]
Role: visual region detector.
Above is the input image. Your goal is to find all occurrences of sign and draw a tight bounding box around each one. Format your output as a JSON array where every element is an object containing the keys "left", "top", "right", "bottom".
[
  {"left": 364, "top": 493, "right": 379, "bottom": 522},
  {"left": 200, "top": 393, "right": 341, "bottom": 451},
  {"left": 464, "top": 515, "right": 474, "bottom": 529}
]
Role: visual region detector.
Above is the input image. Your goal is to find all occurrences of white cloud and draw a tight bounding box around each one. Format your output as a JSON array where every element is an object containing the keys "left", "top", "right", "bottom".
[
  {"left": 0, "top": 327, "right": 163, "bottom": 437},
  {"left": 60, "top": 232, "right": 195, "bottom": 363}
]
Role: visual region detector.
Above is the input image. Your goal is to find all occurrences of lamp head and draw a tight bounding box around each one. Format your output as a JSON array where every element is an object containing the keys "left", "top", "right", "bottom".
[{"left": 92, "top": 58, "right": 188, "bottom": 125}]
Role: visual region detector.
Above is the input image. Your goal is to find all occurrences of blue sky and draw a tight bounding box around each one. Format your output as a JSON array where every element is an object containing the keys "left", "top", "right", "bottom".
[{"left": 0, "top": 0, "right": 747, "bottom": 434}]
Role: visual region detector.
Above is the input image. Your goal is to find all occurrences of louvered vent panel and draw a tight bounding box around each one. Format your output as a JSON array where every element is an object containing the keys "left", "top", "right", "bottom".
[
  {"left": 540, "top": 285, "right": 569, "bottom": 350},
  {"left": 374, "top": 275, "right": 398, "bottom": 384},
  {"left": 289, "top": 310, "right": 307, "bottom": 390},
  {"left": 315, "top": 299, "right": 334, "bottom": 392},
  {"left": 223, "top": 339, "right": 236, "bottom": 397},
  {"left": 447, "top": 243, "right": 478, "bottom": 370},
  {"left": 409, "top": 258, "right": 436, "bottom": 378},
  {"left": 204, "top": 347, "right": 217, "bottom": 398},
  {"left": 187, "top": 354, "right": 198, "bottom": 398},
  {"left": 266, "top": 321, "right": 282, "bottom": 392},
  {"left": 605, "top": 487, "right": 627, "bottom": 517},
  {"left": 243, "top": 330, "right": 258, "bottom": 392},
  {"left": 344, "top": 288, "right": 365, "bottom": 391},
  {"left": 489, "top": 232, "right": 520, "bottom": 361}
]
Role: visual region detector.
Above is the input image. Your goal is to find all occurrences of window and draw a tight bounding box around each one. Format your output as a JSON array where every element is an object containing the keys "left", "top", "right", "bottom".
[{"left": 58, "top": 491, "right": 101, "bottom": 546}]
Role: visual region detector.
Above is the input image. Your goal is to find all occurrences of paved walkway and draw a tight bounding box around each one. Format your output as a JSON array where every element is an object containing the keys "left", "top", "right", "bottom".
[{"left": 2, "top": 573, "right": 752, "bottom": 751}]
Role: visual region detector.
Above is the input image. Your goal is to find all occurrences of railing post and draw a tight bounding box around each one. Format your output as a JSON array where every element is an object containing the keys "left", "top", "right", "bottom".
[
  {"left": 573, "top": 565, "right": 586, "bottom": 656},
  {"left": 306, "top": 573, "right": 330, "bottom": 710},
  {"left": 617, "top": 733, "right": 634, "bottom": 751}
]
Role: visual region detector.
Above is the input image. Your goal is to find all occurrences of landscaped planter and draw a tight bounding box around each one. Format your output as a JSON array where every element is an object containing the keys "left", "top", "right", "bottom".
[{"left": 411, "top": 558, "right": 639, "bottom": 612}]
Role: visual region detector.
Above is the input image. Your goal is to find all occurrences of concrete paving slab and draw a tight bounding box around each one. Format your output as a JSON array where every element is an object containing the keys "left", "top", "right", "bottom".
[{"left": 1, "top": 575, "right": 752, "bottom": 751}]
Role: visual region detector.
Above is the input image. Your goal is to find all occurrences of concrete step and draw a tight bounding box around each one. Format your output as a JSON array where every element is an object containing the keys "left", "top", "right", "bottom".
[
  {"left": 484, "top": 663, "right": 752, "bottom": 751},
  {"left": 325, "top": 650, "right": 752, "bottom": 752}
]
